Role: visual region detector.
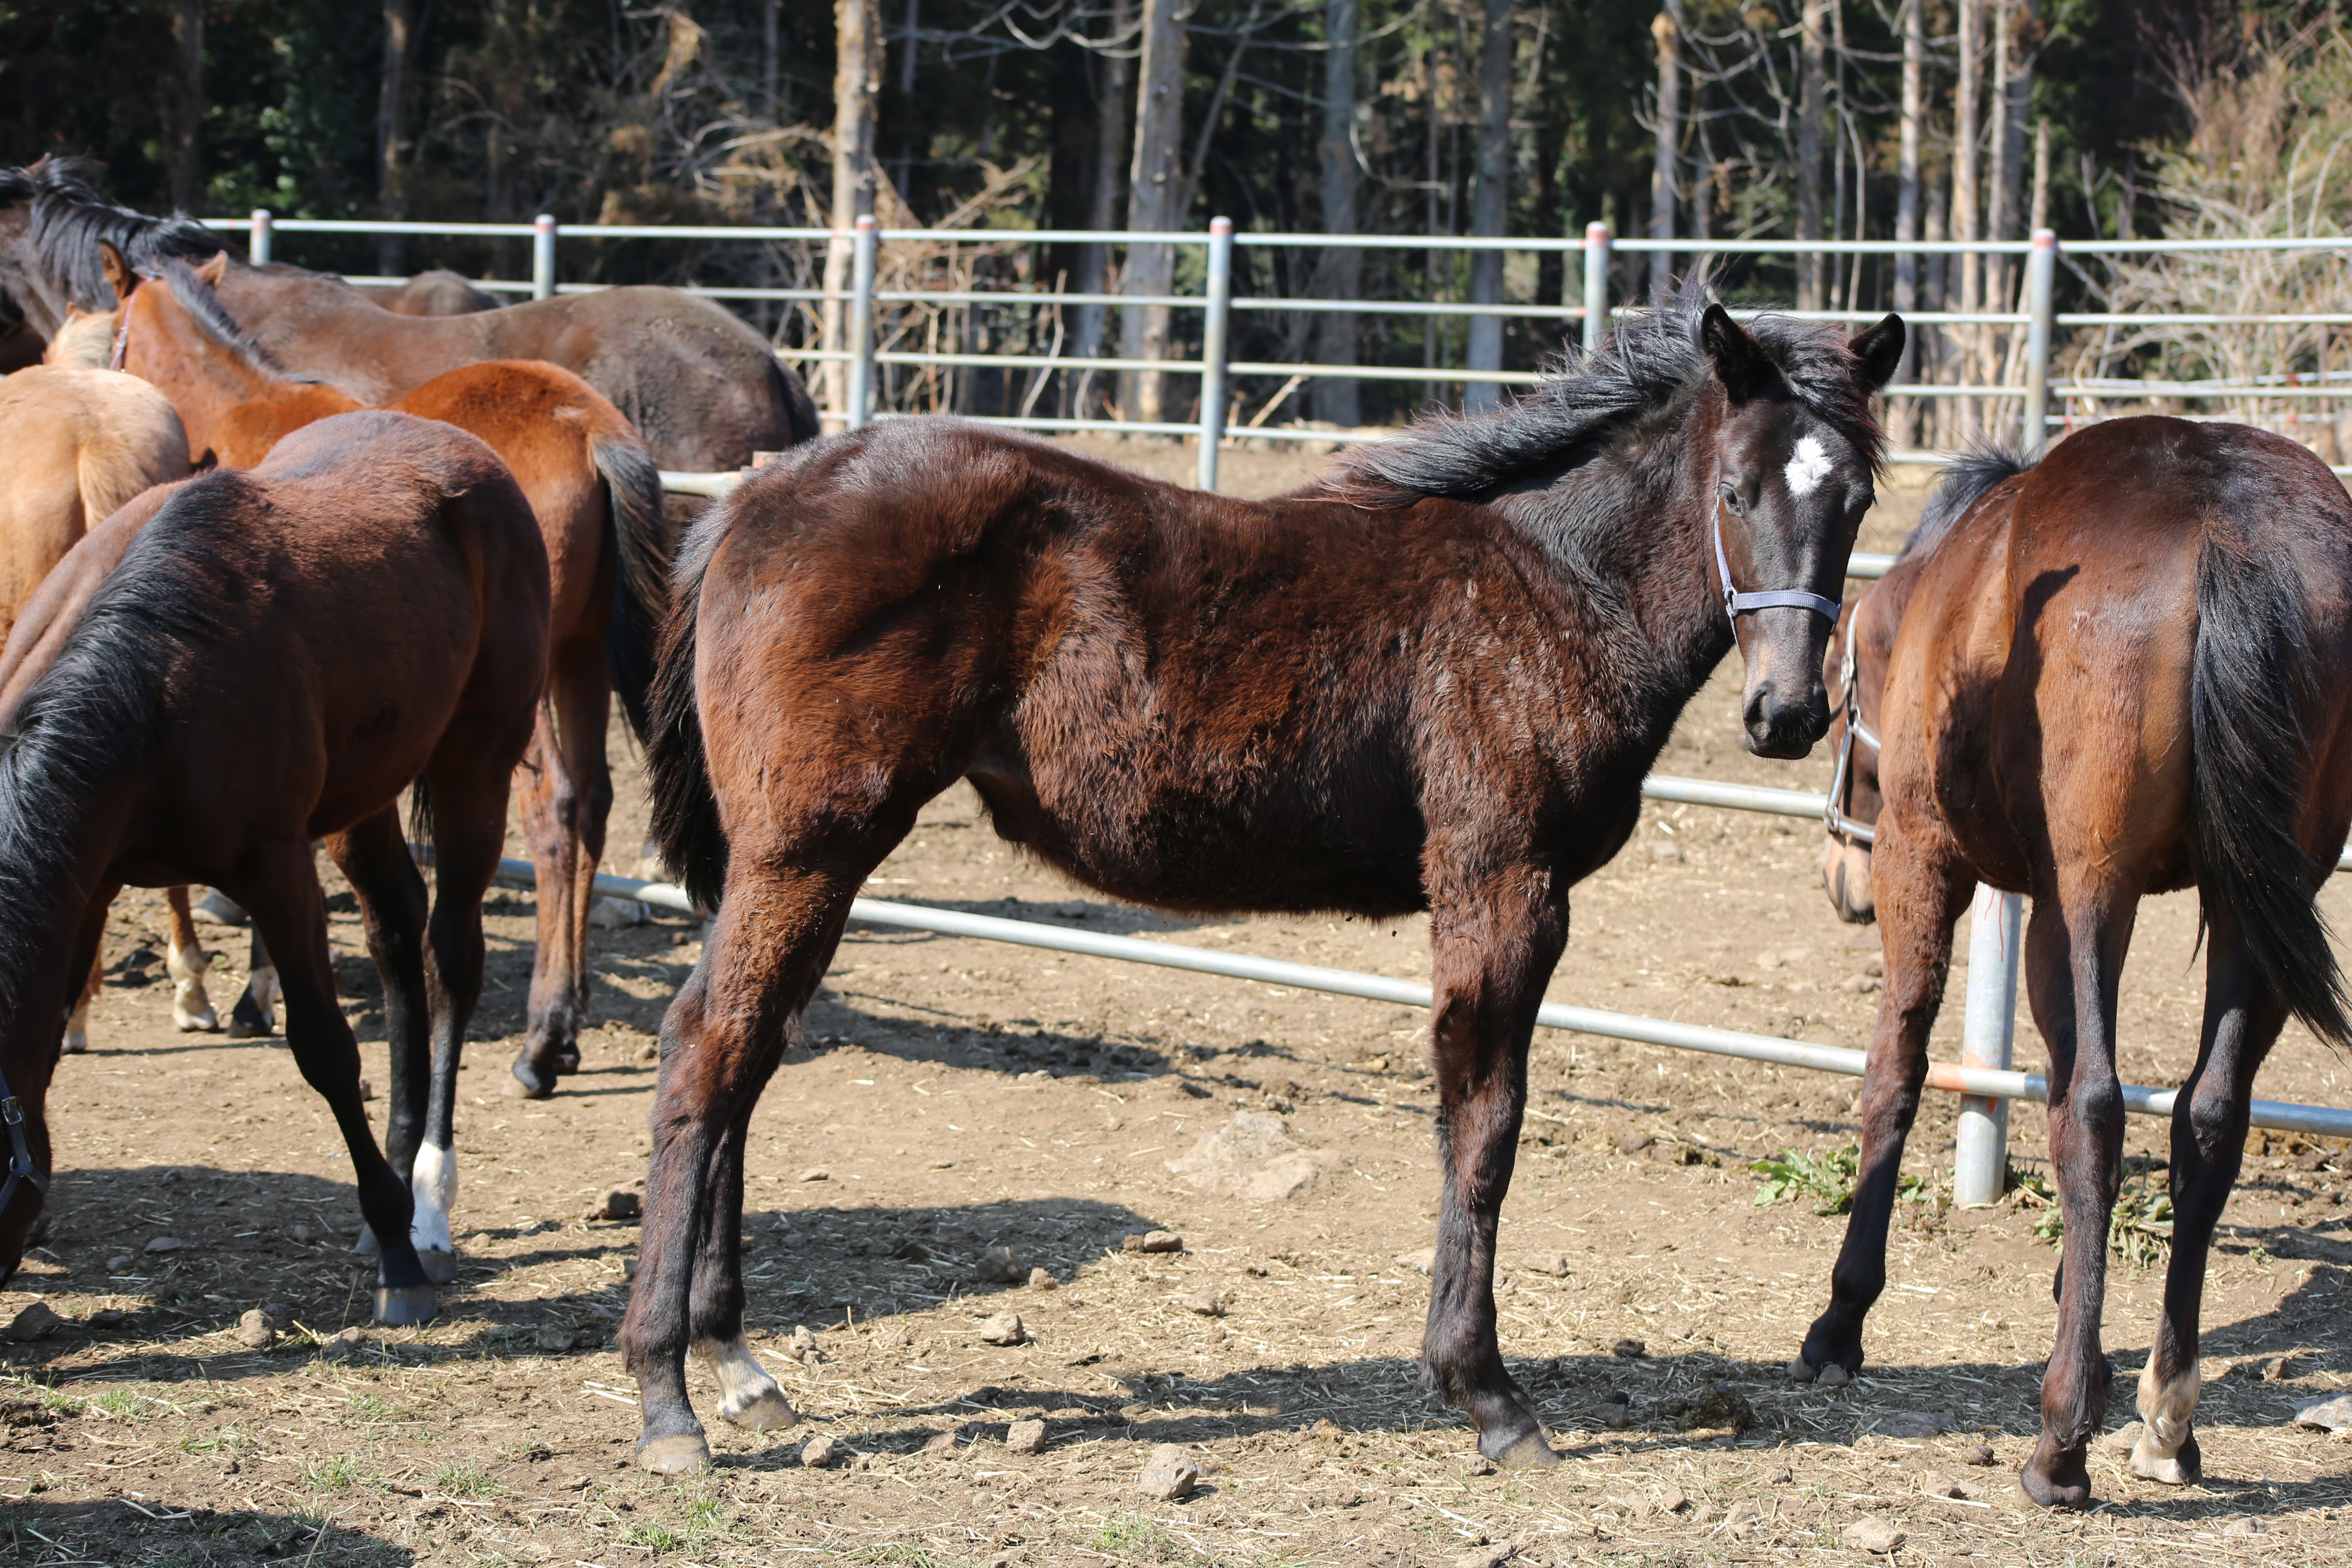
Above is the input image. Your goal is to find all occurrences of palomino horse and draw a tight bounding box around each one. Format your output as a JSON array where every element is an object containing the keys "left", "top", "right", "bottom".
[
  {"left": 0, "top": 360, "right": 212, "bottom": 1042},
  {"left": 110, "top": 250, "right": 670, "bottom": 1108},
  {"left": 617, "top": 291, "right": 1904, "bottom": 1472},
  {"left": 0, "top": 410, "right": 547, "bottom": 1316},
  {"left": 0, "top": 157, "right": 818, "bottom": 470},
  {"left": 1799, "top": 419, "right": 2352, "bottom": 1508}
]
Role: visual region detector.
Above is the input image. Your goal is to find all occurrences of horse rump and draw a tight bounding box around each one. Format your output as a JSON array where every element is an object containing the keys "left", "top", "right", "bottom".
[{"left": 2190, "top": 524, "right": 2352, "bottom": 1047}]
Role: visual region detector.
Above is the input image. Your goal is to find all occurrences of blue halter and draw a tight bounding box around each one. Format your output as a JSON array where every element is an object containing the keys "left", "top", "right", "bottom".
[{"left": 1713, "top": 508, "right": 1842, "bottom": 625}]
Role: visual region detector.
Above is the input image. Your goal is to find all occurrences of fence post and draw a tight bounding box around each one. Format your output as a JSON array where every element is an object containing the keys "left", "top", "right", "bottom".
[
  {"left": 846, "top": 214, "right": 879, "bottom": 431},
  {"left": 1198, "top": 217, "right": 1236, "bottom": 491},
  {"left": 532, "top": 214, "right": 558, "bottom": 300},
  {"left": 2021, "top": 228, "right": 2058, "bottom": 452},
  {"left": 1953, "top": 884, "right": 2022, "bottom": 1207},
  {"left": 248, "top": 209, "right": 272, "bottom": 266},
  {"left": 1582, "top": 223, "right": 1611, "bottom": 356}
]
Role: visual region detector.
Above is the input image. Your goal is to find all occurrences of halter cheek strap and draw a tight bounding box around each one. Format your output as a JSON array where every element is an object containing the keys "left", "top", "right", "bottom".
[
  {"left": 1823, "top": 634, "right": 1880, "bottom": 848},
  {"left": 1713, "top": 509, "right": 1842, "bottom": 625},
  {"left": 0, "top": 1068, "right": 49, "bottom": 1223},
  {"left": 107, "top": 313, "right": 129, "bottom": 373}
]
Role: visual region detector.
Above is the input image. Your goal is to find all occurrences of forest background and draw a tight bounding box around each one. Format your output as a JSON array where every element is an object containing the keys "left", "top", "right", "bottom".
[{"left": 1, "top": 0, "right": 2347, "bottom": 436}]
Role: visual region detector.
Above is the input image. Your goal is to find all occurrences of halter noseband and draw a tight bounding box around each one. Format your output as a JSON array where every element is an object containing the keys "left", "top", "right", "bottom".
[
  {"left": 1712, "top": 509, "right": 1844, "bottom": 625},
  {"left": 1822, "top": 633, "right": 1880, "bottom": 848}
]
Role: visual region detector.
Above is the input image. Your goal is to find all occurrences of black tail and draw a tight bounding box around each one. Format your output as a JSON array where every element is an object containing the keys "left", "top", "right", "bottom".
[
  {"left": 2191, "top": 528, "right": 2352, "bottom": 1047},
  {"left": 645, "top": 509, "right": 731, "bottom": 912},
  {"left": 589, "top": 428, "right": 671, "bottom": 743}
]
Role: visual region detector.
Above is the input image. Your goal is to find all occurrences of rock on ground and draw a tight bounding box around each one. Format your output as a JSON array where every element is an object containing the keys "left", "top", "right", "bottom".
[
  {"left": 979, "top": 1312, "right": 1025, "bottom": 1345},
  {"left": 1138, "top": 1443, "right": 1203, "bottom": 1501},
  {"left": 6, "top": 1302, "right": 60, "bottom": 1342},
  {"left": 1842, "top": 1518, "right": 1907, "bottom": 1555},
  {"left": 1004, "top": 1419, "right": 1047, "bottom": 1455}
]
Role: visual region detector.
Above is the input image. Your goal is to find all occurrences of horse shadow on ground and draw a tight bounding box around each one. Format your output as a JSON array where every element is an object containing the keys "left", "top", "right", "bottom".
[{"left": 0, "top": 1499, "right": 405, "bottom": 1567}]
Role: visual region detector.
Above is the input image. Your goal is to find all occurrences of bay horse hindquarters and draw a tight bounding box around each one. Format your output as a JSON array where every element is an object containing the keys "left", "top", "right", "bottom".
[
  {"left": 0, "top": 410, "right": 548, "bottom": 1316},
  {"left": 623, "top": 297, "right": 1904, "bottom": 1473},
  {"left": 1797, "top": 417, "right": 2352, "bottom": 1507}
]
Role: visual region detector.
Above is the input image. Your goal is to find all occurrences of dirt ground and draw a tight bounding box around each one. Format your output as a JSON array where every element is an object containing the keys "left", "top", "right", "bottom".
[{"left": 0, "top": 440, "right": 2346, "bottom": 1568}]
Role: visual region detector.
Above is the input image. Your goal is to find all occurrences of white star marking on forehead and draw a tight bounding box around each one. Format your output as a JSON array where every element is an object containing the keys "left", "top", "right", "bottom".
[{"left": 1784, "top": 434, "right": 1835, "bottom": 497}]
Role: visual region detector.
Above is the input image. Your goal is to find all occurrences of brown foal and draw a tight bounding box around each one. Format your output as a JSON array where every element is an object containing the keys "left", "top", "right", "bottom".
[
  {"left": 620, "top": 291, "right": 1904, "bottom": 1472},
  {"left": 1800, "top": 420, "right": 2352, "bottom": 1507}
]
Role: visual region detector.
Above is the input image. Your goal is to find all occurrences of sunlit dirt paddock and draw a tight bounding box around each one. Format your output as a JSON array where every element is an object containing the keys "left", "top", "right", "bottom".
[{"left": 0, "top": 442, "right": 2343, "bottom": 1566}]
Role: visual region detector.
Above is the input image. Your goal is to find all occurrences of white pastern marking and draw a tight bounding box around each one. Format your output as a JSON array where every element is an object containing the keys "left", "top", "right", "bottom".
[
  {"left": 2135, "top": 1357, "right": 2202, "bottom": 1457},
  {"left": 166, "top": 940, "right": 216, "bottom": 1031},
  {"left": 695, "top": 1334, "right": 788, "bottom": 1420},
  {"left": 410, "top": 1141, "right": 457, "bottom": 1255},
  {"left": 1784, "top": 434, "right": 1834, "bottom": 497}
]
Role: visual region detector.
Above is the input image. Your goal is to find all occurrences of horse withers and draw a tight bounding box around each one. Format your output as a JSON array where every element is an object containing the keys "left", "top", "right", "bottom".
[
  {"left": 616, "top": 289, "right": 1903, "bottom": 1472},
  {"left": 1799, "top": 419, "right": 2352, "bottom": 1507},
  {"left": 0, "top": 410, "right": 548, "bottom": 1317}
]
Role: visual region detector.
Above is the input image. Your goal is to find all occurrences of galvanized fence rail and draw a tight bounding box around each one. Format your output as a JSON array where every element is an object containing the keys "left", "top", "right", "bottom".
[{"left": 211, "top": 208, "right": 2352, "bottom": 1193}]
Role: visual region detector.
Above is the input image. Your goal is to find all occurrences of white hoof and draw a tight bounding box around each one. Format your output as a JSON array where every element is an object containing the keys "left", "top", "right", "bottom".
[{"left": 174, "top": 1000, "right": 220, "bottom": 1032}]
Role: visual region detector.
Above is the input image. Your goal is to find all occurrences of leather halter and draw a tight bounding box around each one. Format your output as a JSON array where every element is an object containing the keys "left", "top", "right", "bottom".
[
  {"left": 1822, "top": 633, "right": 1879, "bottom": 848},
  {"left": 1712, "top": 508, "right": 1843, "bottom": 626},
  {"left": 107, "top": 312, "right": 129, "bottom": 372},
  {"left": 0, "top": 1062, "right": 49, "bottom": 1225}
]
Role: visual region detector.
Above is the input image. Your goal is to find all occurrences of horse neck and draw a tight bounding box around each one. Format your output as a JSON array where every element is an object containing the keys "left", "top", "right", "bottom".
[
  {"left": 213, "top": 384, "right": 361, "bottom": 468},
  {"left": 136, "top": 323, "right": 359, "bottom": 468}
]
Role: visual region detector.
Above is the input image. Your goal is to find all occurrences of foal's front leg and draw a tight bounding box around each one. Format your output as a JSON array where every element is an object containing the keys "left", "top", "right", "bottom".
[
  {"left": 1421, "top": 869, "right": 1566, "bottom": 1468},
  {"left": 163, "top": 887, "right": 220, "bottom": 1032}
]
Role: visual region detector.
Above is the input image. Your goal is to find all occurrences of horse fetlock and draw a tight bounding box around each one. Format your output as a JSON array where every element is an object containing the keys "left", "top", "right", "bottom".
[
  {"left": 695, "top": 1335, "right": 798, "bottom": 1430},
  {"left": 166, "top": 944, "right": 219, "bottom": 1031},
  {"left": 61, "top": 1001, "right": 89, "bottom": 1055},
  {"left": 226, "top": 967, "right": 280, "bottom": 1038},
  {"left": 2133, "top": 1359, "right": 2202, "bottom": 1468},
  {"left": 408, "top": 1141, "right": 458, "bottom": 1257},
  {"left": 505, "top": 1052, "right": 559, "bottom": 1100}
]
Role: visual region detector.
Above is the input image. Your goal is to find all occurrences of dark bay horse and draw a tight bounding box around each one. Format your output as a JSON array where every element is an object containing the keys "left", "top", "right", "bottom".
[
  {"left": 1799, "top": 418, "right": 2352, "bottom": 1507},
  {"left": 0, "top": 158, "right": 818, "bottom": 470},
  {"left": 111, "top": 251, "right": 668, "bottom": 1102},
  {"left": 0, "top": 410, "right": 548, "bottom": 1315},
  {"left": 618, "top": 292, "right": 1904, "bottom": 1472}
]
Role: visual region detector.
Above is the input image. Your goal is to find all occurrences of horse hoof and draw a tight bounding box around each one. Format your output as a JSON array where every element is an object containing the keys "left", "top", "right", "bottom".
[
  {"left": 1487, "top": 1432, "right": 1560, "bottom": 1469},
  {"left": 174, "top": 1007, "right": 220, "bottom": 1033},
  {"left": 2130, "top": 1435, "right": 2201, "bottom": 1486},
  {"left": 225, "top": 1017, "right": 274, "bottom": 1041},
  {"left": 637, "top": 1433, "right": 711, "bottom": 1474},
  {"left": 372, "top": 1285, "right": 438, "bottom": 1327},
  {"left": 2017, "top": 1463, "right": 2093, "bottom": 1510},
  {"left": 353, "top": 1227, "right": 381, "bottom": 1257},
  {"left": 504, "top": 1062, "right": 556, "bottom": 1100},
  {"left": 418, "top": 1248, "right": 459, "bottom": 1286},
  {"left": 719, "top": 1388, "right": 800, "bottom": 1432},
  {"left": 60, "top": 1031, "right": 87, "bottom": 1055},
  {"left": 1785, "top": 1356, "right": 1819, "bottom": 1383},
  {"left": 1816, "top": 1362, "right": 1852, "bottom": 1387}
]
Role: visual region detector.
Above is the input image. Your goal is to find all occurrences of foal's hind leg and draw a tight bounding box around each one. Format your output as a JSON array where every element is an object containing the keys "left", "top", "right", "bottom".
[
  {"left": 2132, "top": 915, "right": 2285, "bottom": 1487},
  {"left": 688, "top": 1098, "right": 797, "bottom": 1433},
  {"left": 62, "top": 946, "right": 100, "bottom": 1054},
  {"left": 509, "top": 642, "right": 614, "bottom": 1098},
  {"left": 1795, "top": 832, "right": 1973, "bottom": 1382},
  {"left": 226, "top": 927, "right": 281, "bottom": 1039},
  {"left": 163, "top": 887, "right": 219, "bottom": 1031},
  {"left": 1419, "top": 862, "right": 1568, "bottom": 1468}
]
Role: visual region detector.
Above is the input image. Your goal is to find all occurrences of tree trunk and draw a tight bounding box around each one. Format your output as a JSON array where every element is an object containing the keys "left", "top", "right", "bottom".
[
  {"left": 1071, "top": 0, "right": 1133, "bottom": 418},
  {"left": 1646, "top": 2, "right": 1682, "bottom": 300},
  {"left": 766, "top": 0, "right": 784, "bottom": 120},
  {"left": 1795, "top": 0, "right": 1828, "bottom": 311},
  {"left": 1463, "top": 0, "right": 1514, "bottom": 412},
  {"left": 377, "top": 0, "right": 418, "bottom": 275},
  {"left": 167, "top": 0, "right": 205, "bottom": 214},
  {"left": 1120, "top": 0, "right": 1187, "bottom": 425},
  {"left": 1311, "top": 0, "right": 1362, "bottom": 427},
  {"left": 1924, "top": 173, "right": 1950, "bottom": 447},
  {"left": 1892, "top": 0, "right": 1923, "bottom": 444},
  {"left": 822, "top": 0, "right": 883, "bottom": 421},
  {"left": 1952, "top": 0, "right": 1982, "bottom": 443}
]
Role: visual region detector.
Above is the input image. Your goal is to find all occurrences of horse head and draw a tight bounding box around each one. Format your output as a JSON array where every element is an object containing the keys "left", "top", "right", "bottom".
[{"left": 1697, "top": 304, "right": 1903, "bottom": 759}]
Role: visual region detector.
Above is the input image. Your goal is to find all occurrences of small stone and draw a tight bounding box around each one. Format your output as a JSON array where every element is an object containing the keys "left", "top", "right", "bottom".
[
  {"left": 290, "top": 1224, "right": 314, "bottom": 1244},
  {"left": 1454, "top": 1544, "right": 1516, "bottom": 1568},
  {"left": 1004, "top": 1418, "right": 1047, "bottom": 1455},
  {"left": 596, "top": 1190, "right": 641, "bottom": 1222},
  {"left": 106, "top": 1254, "right": 133, "bottom": 1273},
  {"left": 1611, "top": 1338, "right": 1647, "bottom": 1359},
  {"left": 2221, "top": 1516, "right": 2267, "bottom": 1537},
  {"left": 1396, "top": 1247, "right": 1437, "bottom": 1275},
  {"left": 1123, "top": 1230, "right": 1183, "bottom": 1254},
  {"left": 797, "top": 1168, "right": 831, "bottom": 1183},
  {"left": 979, "top": 1312, "right": 1025, "bottom": 1346},
  {"left": 234, "top": 1309, "right": 276, "bottom": 1350},
  {"left": 1027, "top": 1267, "right": 1057, "bottom": 1290},
  {"left": 1138, "top": 1442, "right": 1203, "bottom": 1501},
  {"left": 2258, "top": 1354, "right": 2292, "bottom": 1381},
  {"left": 1615, "top": 1132, "right": 1654, "bottom": 1156},
  {"left": 559, "top": 1474, "right": 590, "bottom": 1491},
  {"left": 976, "top": 1246, "right": 1028, "bottom": 1283},
  {"left": 1657, "top": 1487, "right": 1689, "bottom": 1513},
  {"left": 1722, "top": 1498, "right": 1763, "bottom": 1535},
  {"left": 2292, "top": 1392, "right": 2352, "bottom": 1433},
  {"left": 1766, "top": 1464, "right": 1795, "bottom": 1484},
  {"left": 1869, "top": 1410, "right": 1950, "bottom": 1439},
  {"left": 534, "top": 1325, "right": 579, "bottom": 1352},
  {"left": 1958, "top": 1442, "right": 1995, "bottom": 1466},
  {"left": 1920, "top": 1470, "right": 1962, "bottom": 1498},
  {"left": 321, "top": 1326, "right": 367, "bottom": 1361},
  {"left": 1661, "top": 1317, "right": 1699, "bottom": 1343},
  {"left": 4, "top": 1302, "right": 60, "bottom": 1342},
  {"left": 2102, "top": 1421, "right": 2144, "bottom": 1451},
  {"left": 1181, "top": 1290, "right": 1225, "bottom": 1317},
  {"left": 143, "top": 1236, "right": 184, "bottom": 1254},
  {"left": 800, "top": 1434, "right": 838, "bottom": 1469},
  {"left": 786, "top": 1325, "right": 822, "bottom": 1365},
  {"left": 920, "top": 1431, "right": 957, "bottom": 1456},
  {"left": 1842, "top": 1518, "right": 1907, "bottom": 1555},
  {"left": 1522, "top": 1252, "right": 1572, "bottom": 1278},
  {"left": 87, "top": 1308, "right": 126, "bottom": 1330}
]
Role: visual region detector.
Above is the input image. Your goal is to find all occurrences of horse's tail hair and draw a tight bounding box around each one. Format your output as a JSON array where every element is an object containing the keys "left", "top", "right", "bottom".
[
  {"left": 646, "top": 504, "right": 731, "bottom": 913},
  {"left": 2191, "top": 526, "right": 2352, "bottom": 1047},
  {"left": 1902, "top": 445, "right": 2033, "bottom": 559},
  {"left": 588, "top": 426, "right": 671, "bottom": 744}
]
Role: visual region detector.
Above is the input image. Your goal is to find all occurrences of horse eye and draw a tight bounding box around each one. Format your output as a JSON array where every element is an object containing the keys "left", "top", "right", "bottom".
[{"left": 1716, "top": 481, "right": 1743, "bottom": 514}]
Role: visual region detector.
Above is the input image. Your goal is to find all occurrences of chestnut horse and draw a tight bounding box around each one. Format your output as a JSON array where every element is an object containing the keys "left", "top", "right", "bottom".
[
  {"left": 0, "top": 158, "right": 818, "bottom": 470},
  {"left": 618, "top": 291, "right": 1904, "bottom": 1472},
  {"left": 1799, "top": 419, "right": 2352, "bottom": 1508},
  {"left": 111, "top": 252, "right": 668, "bottom": 1111},
  {"left": 0, "top": 410, "right": 547, "bottom": 1316}
]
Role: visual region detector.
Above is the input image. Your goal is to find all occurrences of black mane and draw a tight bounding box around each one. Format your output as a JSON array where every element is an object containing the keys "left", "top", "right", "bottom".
[
  {"left": 1903, "top": 445, "right": 2034, "bottom": 558},
  {"left": 1324, "top": 277, "right": 1888, "bottom": 505},
  {"left": 152, "top": 257, "right": 312, "bottom": 382},
  {"left": 0, "top": 156, "right": 229, "bottom": 312}
]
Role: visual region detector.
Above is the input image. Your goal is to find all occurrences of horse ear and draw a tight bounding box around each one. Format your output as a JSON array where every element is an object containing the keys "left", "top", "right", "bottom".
[
  {"left": 98, "top": 241, "right": 135, "bottom": 304},
  {"left": 1848, "top": 313, "right": 1906, "bottom": 392},
  {"left": 1699, "top": 303, "right": 1771, "bottom": 401},
  {"left": 195, "top": 252, "right": 228, "bottom": 287}
]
